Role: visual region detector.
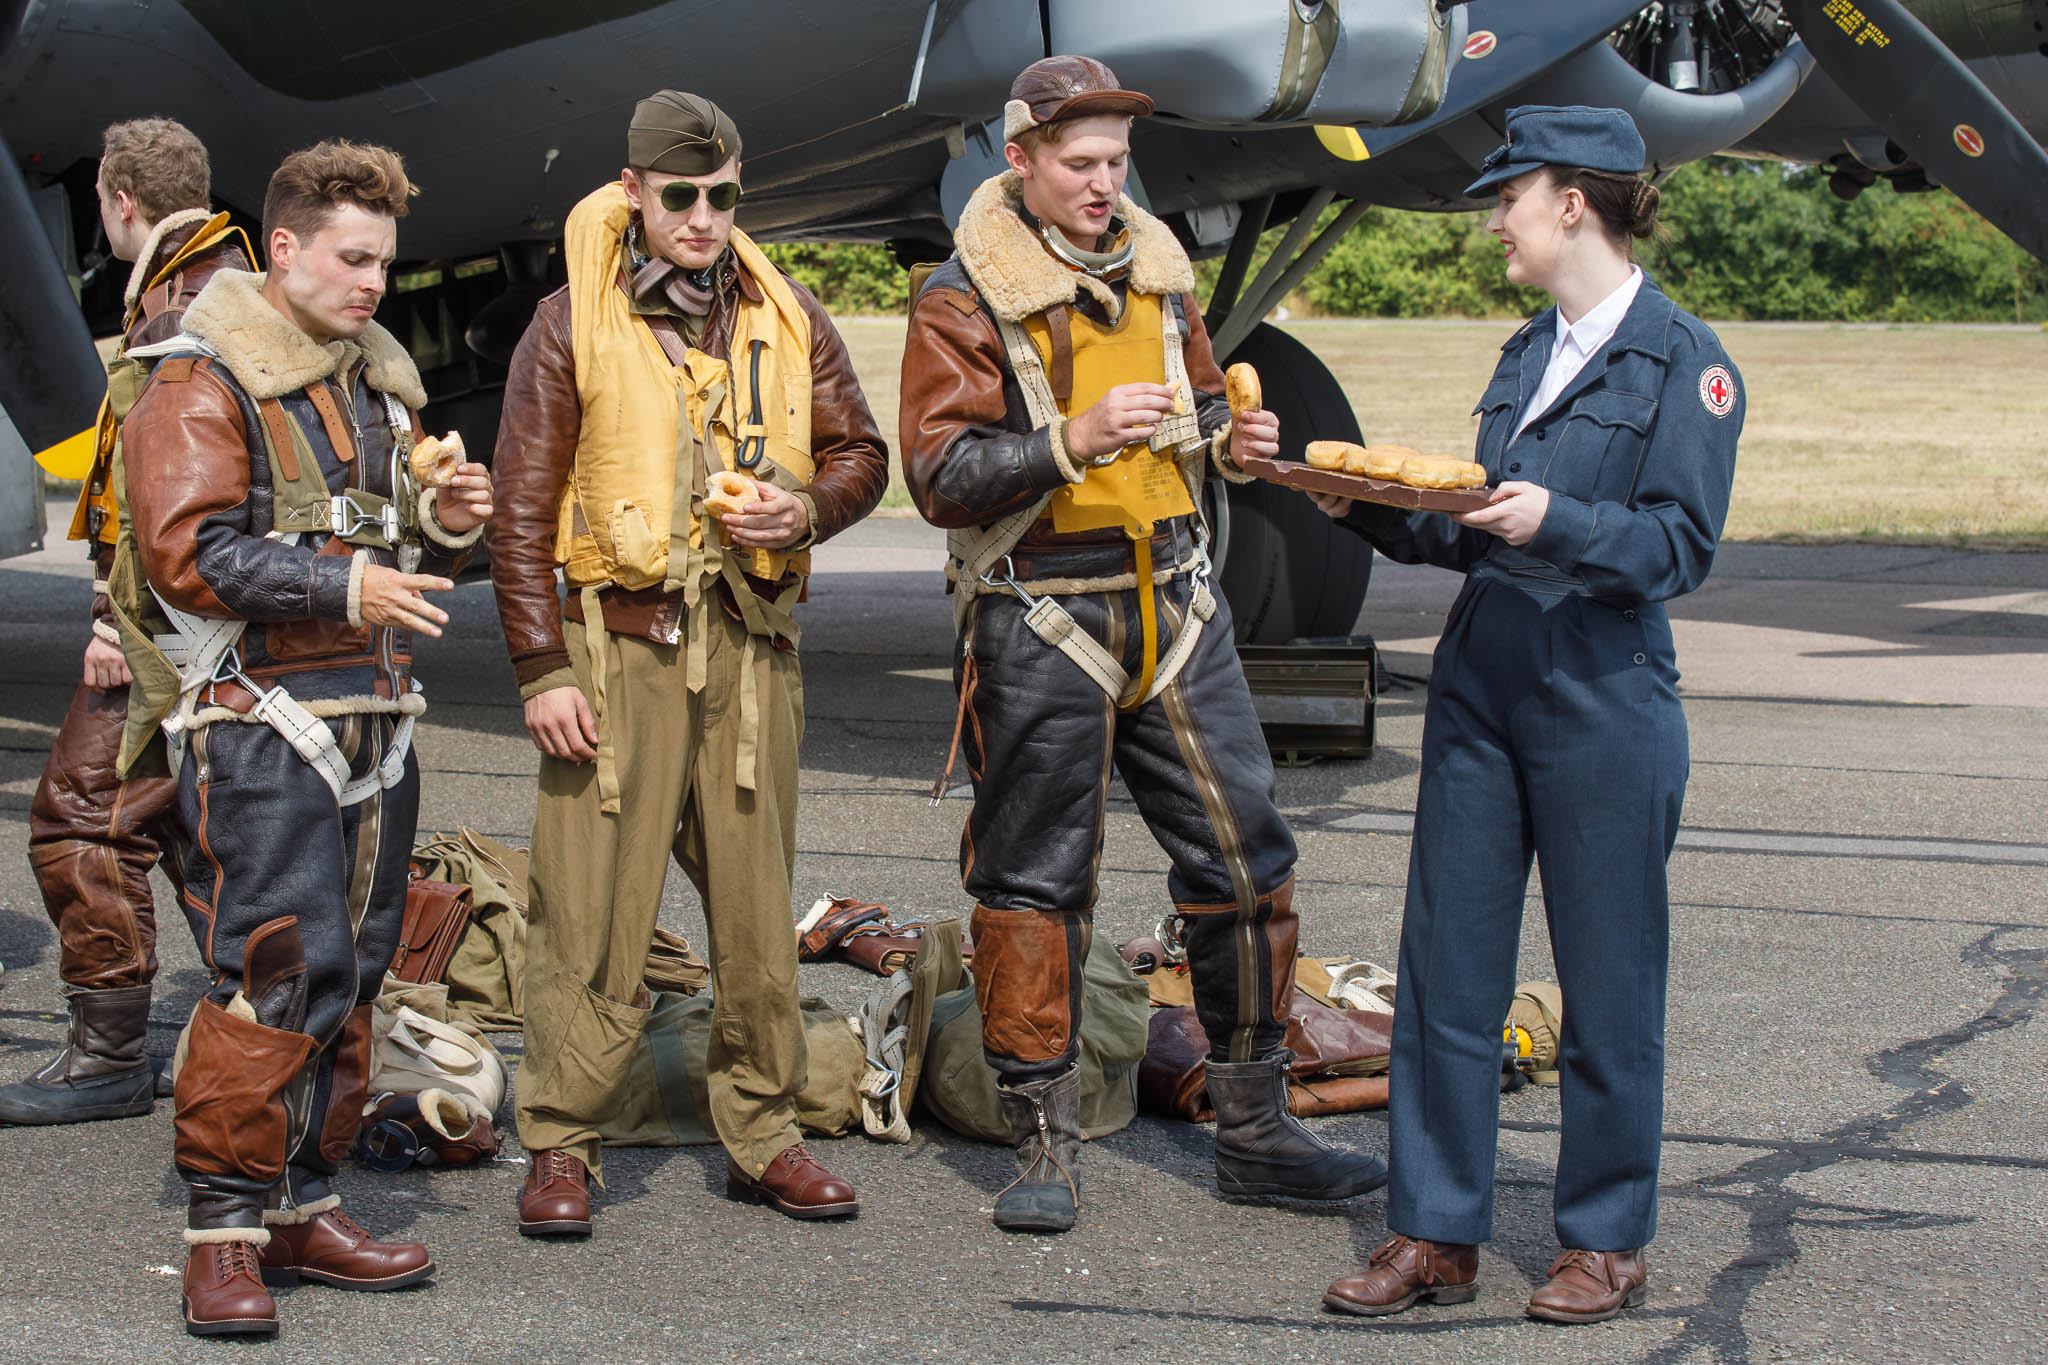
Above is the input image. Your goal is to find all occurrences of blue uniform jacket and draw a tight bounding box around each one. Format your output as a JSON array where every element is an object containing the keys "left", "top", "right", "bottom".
[{"left": 1341, "top": 276, "right": 1742, "bottom": 604}]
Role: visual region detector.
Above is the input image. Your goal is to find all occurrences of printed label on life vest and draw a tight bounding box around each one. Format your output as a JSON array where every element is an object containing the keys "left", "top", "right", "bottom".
[{"left": 1699, "top": 365, "right": 1736, "bottom": 418}]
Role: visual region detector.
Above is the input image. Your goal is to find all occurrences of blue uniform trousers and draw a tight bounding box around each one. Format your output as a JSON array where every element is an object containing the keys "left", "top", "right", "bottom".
[{"left": 1387, "top": 570, "right": 1688, "bottom": 1251}]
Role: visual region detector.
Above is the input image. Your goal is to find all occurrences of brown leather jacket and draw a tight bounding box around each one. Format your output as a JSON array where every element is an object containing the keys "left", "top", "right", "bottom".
[
  {"left": 80, "top": 221, "right": 251, "bottom": 626},
  {"left": 122, "top": 270, "right": 470, "bottom": 705},
  {"left": 488, "top": 260, "right": 888, "bottom": 690},
  {"left": 899, "top": 256, "right": 1231, "bottom": 548}
]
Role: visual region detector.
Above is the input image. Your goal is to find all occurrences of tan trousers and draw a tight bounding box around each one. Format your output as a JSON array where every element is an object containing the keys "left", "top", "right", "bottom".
[{"left": 516, "top": 606, "right": 807, "bottom": 1180}]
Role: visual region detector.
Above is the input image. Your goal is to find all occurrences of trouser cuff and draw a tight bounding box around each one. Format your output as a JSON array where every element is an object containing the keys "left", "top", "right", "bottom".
[
  {"left": 263, "top": 1194, "right": 340, "bottom": 1225},
  {"left": 183, "top": 1226, "right": 271, "bottom": 1248},
  {"left": 969, "top": 905, "right": 1090, "bottom": 1072}
]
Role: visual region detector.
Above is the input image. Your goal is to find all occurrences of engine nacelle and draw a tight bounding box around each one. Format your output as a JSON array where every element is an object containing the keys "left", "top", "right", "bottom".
[{"left": 1047, "top": 0, "right": 1459, "bottom": 128}]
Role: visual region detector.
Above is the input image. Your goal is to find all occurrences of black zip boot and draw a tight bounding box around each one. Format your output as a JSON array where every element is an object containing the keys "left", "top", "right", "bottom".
[
  {"left": 992, "top": 1068, "right": 1082, "bottom": 1233},
  {"left": 0, "top": 985, "right": 156, "bottom": 1124},
  {"left": 1207, "top": 1052, "right": 1387, "bottom": 1199}
]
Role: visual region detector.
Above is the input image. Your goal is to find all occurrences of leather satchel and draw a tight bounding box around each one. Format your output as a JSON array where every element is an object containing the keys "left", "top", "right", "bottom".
[
  {"left": 388, "top": 864, "right": 475, "bottom": 986},
  {"left": 796, "top": 896, "right": 933, "bottom": 976},
  {"left": 1137, "top": 995, "right": 1394, "bottom": 1122}
]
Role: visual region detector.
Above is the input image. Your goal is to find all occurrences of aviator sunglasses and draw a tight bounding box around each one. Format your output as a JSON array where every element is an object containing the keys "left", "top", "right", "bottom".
[{"left": 657, "top": 179, "right": 743, "bottom": 213}]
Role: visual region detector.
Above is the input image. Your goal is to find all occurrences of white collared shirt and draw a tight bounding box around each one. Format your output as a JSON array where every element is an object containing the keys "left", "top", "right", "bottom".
[{"left": 1513, "top": 266, "right": 1643, "bottom": 439}]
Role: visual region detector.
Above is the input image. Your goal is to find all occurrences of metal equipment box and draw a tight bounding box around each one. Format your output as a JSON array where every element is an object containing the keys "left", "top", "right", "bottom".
[{"left": 1237, "top": 637, "right": 1377, "bottom": 764}]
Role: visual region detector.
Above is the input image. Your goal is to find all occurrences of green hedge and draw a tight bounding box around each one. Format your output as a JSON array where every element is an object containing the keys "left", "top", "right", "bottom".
[{"left": 777, "top": 157, "right": 2048, "bottom": 323}]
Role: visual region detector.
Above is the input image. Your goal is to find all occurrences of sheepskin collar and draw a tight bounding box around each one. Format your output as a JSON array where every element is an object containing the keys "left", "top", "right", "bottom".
[
  {"left": 122, "top": 207, "right": 215, "bottom": 312},
  {"left": 955, "top": 171, "right": 1194, "bottom": 322},
  {"left": 180, "top": 268, "right": 426, "bottom": 408}
]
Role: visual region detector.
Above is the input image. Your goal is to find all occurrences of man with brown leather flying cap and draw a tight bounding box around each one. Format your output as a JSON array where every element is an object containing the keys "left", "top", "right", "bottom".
[
  {"left": 899, "top": 56, "right": 1386, "bottom": 1233},
  {"left": 0, "top": 118, "right": 252, "bottom": 1128},
  {"left": 488, "top": 90, "right": 887, "bottom": 1234}
]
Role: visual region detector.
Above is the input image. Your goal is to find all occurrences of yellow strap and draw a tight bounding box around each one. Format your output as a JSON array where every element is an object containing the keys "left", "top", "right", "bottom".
[
  {"left": 579, "top": 585, "right": 621, "bottom": 815},
  {"left": 1123, "top": 535, "right": 1157, "bottom": 711}
]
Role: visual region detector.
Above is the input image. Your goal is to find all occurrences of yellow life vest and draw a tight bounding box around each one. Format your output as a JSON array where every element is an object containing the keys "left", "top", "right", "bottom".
[
  {"left": 556, "top": 182, "right": 814, "bottom": 589},
  {"left": 68, "top": 212, "right": 254, "bottom": 548},
  {"left": 1024, "top": 289, "right": 1195, "bottom": 538}
]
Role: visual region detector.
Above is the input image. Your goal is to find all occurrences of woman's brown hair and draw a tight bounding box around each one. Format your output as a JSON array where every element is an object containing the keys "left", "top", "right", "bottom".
[{"left": 1546, "top": 167, "right": 1661, "bottom": 255}]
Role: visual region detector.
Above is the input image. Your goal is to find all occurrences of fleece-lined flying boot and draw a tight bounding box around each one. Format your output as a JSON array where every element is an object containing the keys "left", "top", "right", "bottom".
[
  {"left": 992, "top": 1067, "right": 1082, "bottom": 1233},
  {"left": 0, "top": 986, "right": 157, "bottom": 1124},
  {"left": 1205, "top": 1051, "right": 1387, "bottom": 1199}
]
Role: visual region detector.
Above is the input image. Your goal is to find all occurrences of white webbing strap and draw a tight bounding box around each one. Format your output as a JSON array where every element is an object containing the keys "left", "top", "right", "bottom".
[
  {"left": 1019, "top": 574, "right": 1216, "bottom": 707},
  {"left": 150, "top": 529, "right": 415, "bottom": 807},
  {"left": 244, "top": 680, "right": 417, "bottom": 807}
]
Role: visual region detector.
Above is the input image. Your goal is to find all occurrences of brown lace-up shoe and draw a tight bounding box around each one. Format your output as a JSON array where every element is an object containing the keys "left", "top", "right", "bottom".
[
  {"left": 259, "top": 1209, "right": 433, "bottom": 1290},
  {"left": 1527, "top": 1248, "right": 1648, "bottom": 1323},
  {"left": 183, "top": 1240, "right": 278, "bottom": 1337},
  {"left": 1324, "top": 1235, "right": 1479, "bottom": 1317},
  {"left": 519, "top": 1149, "right": 592, "bottom": 1237},
  {"left": 726, "top": 1143, "right": 860, "bottom": 1220}
]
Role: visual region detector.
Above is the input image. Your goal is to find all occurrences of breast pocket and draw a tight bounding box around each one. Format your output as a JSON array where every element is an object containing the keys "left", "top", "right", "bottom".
[
  {"left": 1470, "top": 378, "right": 1520, "bottom": 466},
  {"left": 1551, "top": 390, "right": 1657, "bottom": 501}
]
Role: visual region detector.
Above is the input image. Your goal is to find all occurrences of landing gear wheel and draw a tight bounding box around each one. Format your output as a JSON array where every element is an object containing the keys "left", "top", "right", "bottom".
[{"left": 1210, "top": 322, "right": 1372, "bottom": 645}]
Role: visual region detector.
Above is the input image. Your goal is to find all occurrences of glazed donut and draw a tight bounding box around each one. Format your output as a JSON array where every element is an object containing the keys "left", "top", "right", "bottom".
[
  {"left": 408, "top": 432, "right": 463, "bottom": 488},
  {"left": 1224, "top": 363, "right": 1261, "bottom": 417},
  {"left": 704, "top": 470, "right": 757, "bottom": 516},
  {"left": 1398, "top": 454, "right": 1487, "bottom": 490},
  {"left": 1357, "top": 447, "right": 1410, "bottom": 481},
  {"left": 1304, "top": 440, "right": 1357, "bottom": 471}
]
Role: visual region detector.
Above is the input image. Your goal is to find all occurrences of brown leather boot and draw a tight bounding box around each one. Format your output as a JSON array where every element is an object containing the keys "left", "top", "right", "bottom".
[
  {"left": 1323, "top": 1235, "right": 1479, "bottom": 1317},
  {"left": 726, "top": 1143, "right": 860, "bottom": 1220},
  {"left": 259, "top": 1206, "right": 434, "bottom": 1290},
  {"left": 182, "top": 1237, "right": 277, "bottom": 1337},
  {"left": 1526, "top": 1248, "right": 1648, "bottom": 1323},
  {"left": 518, "top": 1149, "right": 592, "bottom": 1237}
]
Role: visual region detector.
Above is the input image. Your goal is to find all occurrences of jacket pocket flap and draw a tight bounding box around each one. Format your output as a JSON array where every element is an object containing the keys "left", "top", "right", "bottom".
[{"left": 1573, "top": 390, "right": 1658, "bottom": 433}]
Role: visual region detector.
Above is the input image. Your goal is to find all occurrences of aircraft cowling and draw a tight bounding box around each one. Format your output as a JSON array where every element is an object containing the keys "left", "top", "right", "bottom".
[
  {"left": 1047, "top": 0, "right": 1458, "bottom": 129},
  {"left": 1518, "top": 33, "right": 1817, "bottom": 176}
]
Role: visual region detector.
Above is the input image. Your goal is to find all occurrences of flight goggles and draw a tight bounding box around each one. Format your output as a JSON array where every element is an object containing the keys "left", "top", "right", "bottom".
[{"left": 658, "top": 179, "right": 742, "bottom": 213}]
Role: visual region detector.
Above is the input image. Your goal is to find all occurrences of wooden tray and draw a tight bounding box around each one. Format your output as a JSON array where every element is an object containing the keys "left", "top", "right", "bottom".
[{"left": 1236, "top": 454, "right": 1497, "bottom": 514}]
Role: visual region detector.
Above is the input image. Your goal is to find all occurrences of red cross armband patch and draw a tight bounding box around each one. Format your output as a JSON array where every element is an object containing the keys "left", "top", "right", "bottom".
[{"left": 1699, "top": 365, "right": 1736, "bottom": 418}]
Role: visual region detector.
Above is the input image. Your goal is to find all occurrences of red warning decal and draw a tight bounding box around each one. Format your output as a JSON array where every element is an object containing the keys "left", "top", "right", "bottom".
[
  {"left": 1463, "top": 30, "right": 1497, "bottom": 60},
  {"left": 1953, "top": 124, "right": 1985, "bottom": 157},
  {"left": 1699, "top": 365, "right": 1736, "bottom": 418}
]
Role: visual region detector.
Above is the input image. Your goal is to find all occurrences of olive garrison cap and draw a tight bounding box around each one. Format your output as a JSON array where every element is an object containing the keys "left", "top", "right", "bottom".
[
  {"left": 629, "top": 90, "right": 741, "bottom": 176},
  {"left": 1004, "top": 55, "right": 1153, "bottom": 142},
  {"left": 1464, "top": 105, "right": 1646, "bottom": 198}
]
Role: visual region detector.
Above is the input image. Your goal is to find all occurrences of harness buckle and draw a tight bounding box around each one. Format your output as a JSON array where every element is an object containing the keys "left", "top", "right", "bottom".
[
  {"left": 978, "top": 554, "right": 1037, "bottom": 608},
  {"left": 330, "top": 492, "right": 400, "bottom": 547}
]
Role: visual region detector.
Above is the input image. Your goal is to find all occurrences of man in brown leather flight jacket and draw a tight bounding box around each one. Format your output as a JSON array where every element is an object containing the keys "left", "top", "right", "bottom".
[
  {"left": 122, "top": 140, "right": 493, "bottom": 1338},
  {"left": 487, "top": 91, "right": 886, "bottom": 1235},
  {"left": 899, "top": 57, "right": 1386, "bottom": 1233},
  {"left": 0, "top": 118, "right": 252, "bottom": 1129}
]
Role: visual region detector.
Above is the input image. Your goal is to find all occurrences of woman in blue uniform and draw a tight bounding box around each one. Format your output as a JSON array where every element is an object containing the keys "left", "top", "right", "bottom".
[{"left": 1316, "top": 106, "right": 1743, "bottom": 1324}]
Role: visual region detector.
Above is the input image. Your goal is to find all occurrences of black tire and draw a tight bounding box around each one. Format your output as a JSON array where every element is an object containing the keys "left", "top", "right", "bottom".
[{"left": 1211, "top": 322, "right": 1373, "bottom": 644}]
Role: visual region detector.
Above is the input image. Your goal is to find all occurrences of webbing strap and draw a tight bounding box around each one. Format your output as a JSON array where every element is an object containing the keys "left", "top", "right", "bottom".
[
  {"left": 580, "top": 585, "right": 621, "bottom": 815},
  {"left": 1019, "top": 575, "right": 1216, "bottom": 708},
  {"left": 1127, "top": 536, "right": 1158, "bottom": 710},
  {"left": 152, "top": 563, "right": 415, "bottom": 808}
]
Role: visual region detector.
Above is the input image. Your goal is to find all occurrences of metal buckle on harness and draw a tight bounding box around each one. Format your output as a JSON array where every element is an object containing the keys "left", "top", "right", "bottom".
[
  {"left": 331, "top": 492, "right": 399, "bottom": 546},
  {"left": 978, "top": 554, "right": 1037, "bottom": 608}
]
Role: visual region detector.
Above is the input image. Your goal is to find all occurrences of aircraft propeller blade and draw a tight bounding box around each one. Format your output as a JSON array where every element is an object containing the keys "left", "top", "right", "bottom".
[
  {"left": 0, "top": 137, "right": 105, "bottom": 467},
  {"left": 1782, "top": 0, "right": 2048, "bottom": 261}
]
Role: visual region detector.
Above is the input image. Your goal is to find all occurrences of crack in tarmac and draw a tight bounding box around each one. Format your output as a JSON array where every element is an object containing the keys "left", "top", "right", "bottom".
[{"left": 1638, "top": 927, "right": 2048, "bottom": 1365}]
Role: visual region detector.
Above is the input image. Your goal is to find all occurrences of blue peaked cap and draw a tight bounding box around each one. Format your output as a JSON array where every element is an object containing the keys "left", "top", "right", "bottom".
[{"left": 1464, "top": 105, "right": 1647, "bottom": 198}]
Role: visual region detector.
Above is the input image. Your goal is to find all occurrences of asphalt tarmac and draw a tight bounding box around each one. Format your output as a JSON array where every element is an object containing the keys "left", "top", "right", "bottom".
[{"left": 1, "top": 505, "right": 2043, "bottom": 1364}]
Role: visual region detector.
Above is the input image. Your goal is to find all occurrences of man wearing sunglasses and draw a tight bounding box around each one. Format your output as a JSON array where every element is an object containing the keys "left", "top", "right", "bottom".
[{"left": 488, "top": 90, "right": 887, "bottom": 1235}]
